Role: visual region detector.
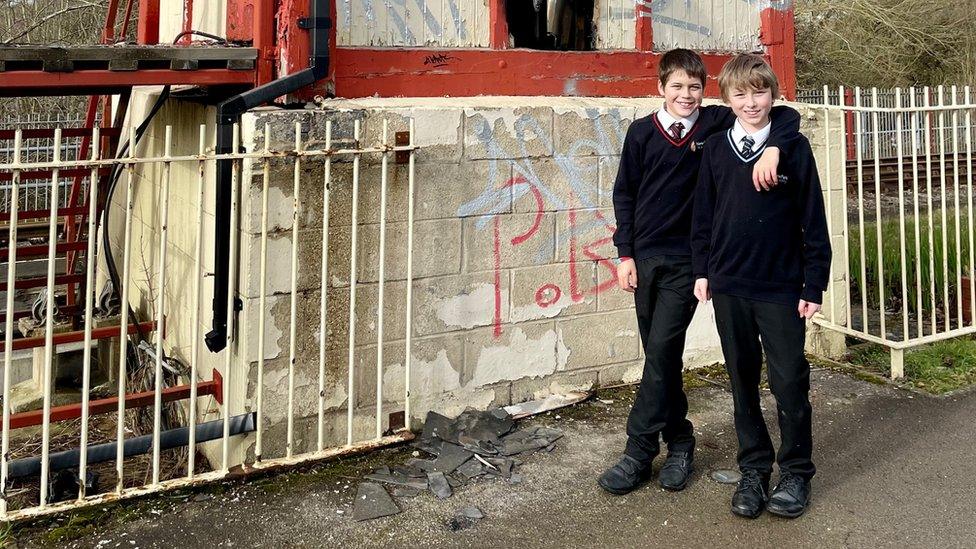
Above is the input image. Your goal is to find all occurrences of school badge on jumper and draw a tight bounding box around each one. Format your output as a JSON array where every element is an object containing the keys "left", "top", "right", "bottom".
[
  {"left": 777, "top": 174, "right": 789, "bottom": 185},
  {"left": 690, "top": 140, "right": 705, "bottom": 152}
]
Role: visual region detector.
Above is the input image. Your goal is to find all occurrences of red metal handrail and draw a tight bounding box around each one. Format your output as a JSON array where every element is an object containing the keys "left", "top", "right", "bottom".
[{"left": 2, "top": 368, "right": 223, "bottom": 431}]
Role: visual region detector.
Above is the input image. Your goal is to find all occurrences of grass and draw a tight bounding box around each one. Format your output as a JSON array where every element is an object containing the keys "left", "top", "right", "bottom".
[
  {"left": 849, "top": 213, "right": 975, "bottom": 313},
  {"left": 846, "top": 338, "right": 976, "bottom": 394}
]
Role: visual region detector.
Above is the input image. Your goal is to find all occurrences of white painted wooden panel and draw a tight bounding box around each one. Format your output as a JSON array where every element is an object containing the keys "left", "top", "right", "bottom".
[
  {"left": 620, "top": 0, "right": 636, "bottom": 49},
  {"left": 592, "top": 0, "right": 770, "bottom": 52},
  {"left": 337, "top": 0, "right": 488, "bottom": 46},
  {"left": 158, "top": 0, "right": 226, "bottom": 43},
  {"left": 652, "top": 0, "right": 762, "bottom": 52}
]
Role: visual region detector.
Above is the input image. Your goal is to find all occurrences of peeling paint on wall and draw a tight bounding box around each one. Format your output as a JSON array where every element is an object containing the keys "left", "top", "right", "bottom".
[
  {"left": 512, "top": 291, "right": 588, "bottom": 323},
  {"left": 471, "top": 328, "right": 569, "bottom": 387},
  {"left": 383, "top": 351, "right": 498, "bottom": 418},
  {"left": 262, "top": 368, "right": 348, "bottom": 423},
  {"left": 435, "top": 283, "right": 503, "bottom": 330}
]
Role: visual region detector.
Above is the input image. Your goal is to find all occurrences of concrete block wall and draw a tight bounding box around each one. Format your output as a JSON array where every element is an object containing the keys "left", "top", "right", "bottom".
[
  {"left": 230, "top": 96, "right": 848, "bottom": 459},
  {"left": 108, "top": 95, "right": 847, "bottom": 464}
]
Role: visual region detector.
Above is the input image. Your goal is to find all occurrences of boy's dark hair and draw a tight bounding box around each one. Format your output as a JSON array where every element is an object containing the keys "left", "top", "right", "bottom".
[{"left": 659, "top": 49, "right": 707, "bottom": 87}]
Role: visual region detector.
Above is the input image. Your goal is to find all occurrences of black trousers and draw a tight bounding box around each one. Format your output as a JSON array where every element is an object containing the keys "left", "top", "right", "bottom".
[
  {"left": 624, "top": 255, "right": 698, "bottom": 463},
  {"left": 712, "top": 293, "right": 816, "bottom": 479}
]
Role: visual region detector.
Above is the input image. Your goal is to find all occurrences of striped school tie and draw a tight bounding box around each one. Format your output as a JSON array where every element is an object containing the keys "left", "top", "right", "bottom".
[{"left": 669, "top": 122, "right": 684, "bottom": 140}]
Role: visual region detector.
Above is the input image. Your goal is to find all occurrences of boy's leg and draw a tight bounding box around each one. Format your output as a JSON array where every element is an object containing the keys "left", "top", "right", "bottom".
[
  {"left": 713, "top": 294, "right": 775, "bottom": 518},
  {"left": 753, "top": 300, "right": 813, "bottom": 517},
  {"left": 712, "top": 294, "right": 775, "bottom": 475},
  {"left": 598, "top": 257, "right": 662, "bottom": 494},
  {"left": 753, "top": 301, "right": 814, "bottom": 479},
  {"left": 625, "top": 257, "right": 698, "bottom": 463}
]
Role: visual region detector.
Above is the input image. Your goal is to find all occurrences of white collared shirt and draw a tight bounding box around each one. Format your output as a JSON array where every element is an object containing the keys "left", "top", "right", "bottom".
[
  {"left": 730, "top": 119, "right": 771, "bottom": 151},
  {"left": 656, "top": 107, "right": 699, "bottom": 138}
]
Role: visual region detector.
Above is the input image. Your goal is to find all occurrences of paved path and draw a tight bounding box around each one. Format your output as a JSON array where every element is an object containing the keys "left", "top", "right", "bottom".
[{"left": 17, "top": 369, "right": 976, "bottom": 548}]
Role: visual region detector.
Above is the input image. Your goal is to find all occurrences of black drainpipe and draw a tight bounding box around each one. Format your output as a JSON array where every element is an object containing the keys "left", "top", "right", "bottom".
[{"left": 206, "top": 1, "right": 331, "bottom": 352}]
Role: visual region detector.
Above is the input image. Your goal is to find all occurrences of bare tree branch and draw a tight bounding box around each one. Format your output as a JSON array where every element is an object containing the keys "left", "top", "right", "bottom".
[{"left": 3, "top": 1, "right": 102, "bottom": 44}]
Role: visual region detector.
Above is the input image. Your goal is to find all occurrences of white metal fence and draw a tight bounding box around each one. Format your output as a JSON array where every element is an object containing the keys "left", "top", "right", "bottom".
[
  {"left": 0, "top": 115, "right": 90, "bottom": 214},
  {"left": 798, "top": 85, "right": 973, "bottom": 160},
  {"left": 0, "top": 118, "right": 418, "bottom": 520},
  {"left": 810, "top": 85, "right": 976, "bottom": 378}
]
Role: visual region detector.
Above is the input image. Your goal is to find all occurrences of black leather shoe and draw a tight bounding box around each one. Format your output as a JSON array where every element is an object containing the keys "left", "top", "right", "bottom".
[
  {"left": 731, "top": 469, "right": 769, "bottom": 519},
  {"left": 598, "top": 455, "right": 652, "bottom": 495},
  {"left": 658, "top": 451, "right": 694, "bottom": 491},
  {"left": 766, "top": 473, "right": 811, "bottom": 518}
]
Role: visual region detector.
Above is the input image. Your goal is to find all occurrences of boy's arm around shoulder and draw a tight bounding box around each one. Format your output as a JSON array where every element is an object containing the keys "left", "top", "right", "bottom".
[
  {"left": 691, "top": 141, "right": 717, "bottom": 280},
  {"left": 766, "top": 105, "right": 802, "bottom": 150},
  {"left": 612, "top": 119, "right": 646, "bottom": 258},
  {"left": 794, "top": 136, "right": 832, "bottom": 304}
]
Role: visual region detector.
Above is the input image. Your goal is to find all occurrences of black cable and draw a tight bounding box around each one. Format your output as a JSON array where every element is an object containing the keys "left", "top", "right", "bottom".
[
  {"left": 99, "top": 29, "right": 229, "bottom": 371},
  {"left": 100, "top": 84, "right": 171, "bottom": 350},
  {"left": 171, "top": 30, "right": 229, "bottom": 45}
]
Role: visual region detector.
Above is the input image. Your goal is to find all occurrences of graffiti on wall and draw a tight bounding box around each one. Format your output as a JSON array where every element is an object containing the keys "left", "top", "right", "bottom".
[
  {"left": 336, "top": 0, "right": 792, "bottom": 49},
  {"left": 459, "top": 109, "right": 630, "bottom": 338},
  {"left": 338, "top": 0, "right": 472, "bottom": 46}
]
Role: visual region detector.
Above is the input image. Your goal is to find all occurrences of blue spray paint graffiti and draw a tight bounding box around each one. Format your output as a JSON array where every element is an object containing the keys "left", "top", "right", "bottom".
[
  {"left": 339, "top": 0, "right": 467, "bottom": 44},
  {"left": 458, "top": 109, "right": 628, "bottom": 266},
  {"left": 457, "top": 109, "right": 634, "bottom": 337},
  {"left": 615, "top": 0, "right": 793, "bottom": 37}
]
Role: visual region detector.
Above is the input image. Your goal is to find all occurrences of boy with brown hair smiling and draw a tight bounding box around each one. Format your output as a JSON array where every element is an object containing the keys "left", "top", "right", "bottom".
[
  {"left": 692, "top": 53, "right": 831, "bottom": 519},
  {"left": 600, "top": 49, "right": 801, "bottom": 496}
]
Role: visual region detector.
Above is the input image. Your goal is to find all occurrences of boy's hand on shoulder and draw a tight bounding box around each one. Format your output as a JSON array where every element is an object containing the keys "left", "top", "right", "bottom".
[
  {"left": 798, "top": 299, "right": 821, "bottom": 319},
  {"left": 617, "top": 258, "right": 638, "bottom": 292},
  {"left": 753, "top": 147, "right": 781, "bottom": 191},
  {"left": 694, "top": 278, "right": 710, "bottom": 303}
]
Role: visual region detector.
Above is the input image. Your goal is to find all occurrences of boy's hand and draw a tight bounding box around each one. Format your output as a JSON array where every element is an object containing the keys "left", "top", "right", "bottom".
[
  {"left": 753, "top": 147, "right": 781, "bottom": 191},
  {"left": 617, "top": 259, "right": 638, "bottom": 292},
  {"left": 694, "top": 278, "right": 710, "bottom": 303},
  {"left": 798, "top": 300, "right": 821, "bottom": 319}
]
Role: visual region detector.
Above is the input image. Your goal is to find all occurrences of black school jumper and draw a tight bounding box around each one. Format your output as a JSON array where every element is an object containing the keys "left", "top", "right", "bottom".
[
  {"left": 612, "top": 105, "right": 800, "bottom": 464},
  {"left": 691, "top": 129, "right": 831, "bottom": 480}
]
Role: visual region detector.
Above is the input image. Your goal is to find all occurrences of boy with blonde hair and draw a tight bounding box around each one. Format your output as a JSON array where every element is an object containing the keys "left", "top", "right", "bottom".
[
  {"left": 692, "top": 54, "right": 831, "bottom": 519},
  {"left": 601, "top": 49, "right": 801, "bottom": 497}
]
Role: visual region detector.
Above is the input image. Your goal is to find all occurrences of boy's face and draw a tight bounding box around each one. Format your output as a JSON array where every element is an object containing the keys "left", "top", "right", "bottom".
[
  {"left": 657, "top": 69, "right": 703, "bottom": 119},
  {"left": 727, "top": 86, "right": 774, "bottom": 129}
]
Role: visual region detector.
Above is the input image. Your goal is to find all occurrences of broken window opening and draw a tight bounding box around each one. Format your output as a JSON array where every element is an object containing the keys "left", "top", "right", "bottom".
[{"left": 505, "top": 0, "right": 596, "bottom": 51}]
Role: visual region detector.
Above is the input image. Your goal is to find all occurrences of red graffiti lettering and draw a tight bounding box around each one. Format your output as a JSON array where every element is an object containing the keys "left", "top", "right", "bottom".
[{"left": 534, "top": 283, "right": 562, "bottom": 308}]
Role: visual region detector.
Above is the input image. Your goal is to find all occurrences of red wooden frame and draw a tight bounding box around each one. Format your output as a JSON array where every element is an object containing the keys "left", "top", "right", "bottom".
[
  {"left": 278, "top": 0, "right": 796, "bottom": 99},
  {"left": 759, "top": 5, "right": 797, "bottom": 100},
  {"left": 137, "top": 0, "right": 160, "bottom": 45},
  {"left": 635, "top": 0, "right": 653, "bottom": 51}
]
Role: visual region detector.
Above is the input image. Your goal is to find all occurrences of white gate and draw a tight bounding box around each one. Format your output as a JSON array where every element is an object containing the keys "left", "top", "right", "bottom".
[
  {"left": 810, "top": 85, "right": 976, "bottom": 378},
  {"left": 0, "top": 116, "right": 418, "bottom": 520}
]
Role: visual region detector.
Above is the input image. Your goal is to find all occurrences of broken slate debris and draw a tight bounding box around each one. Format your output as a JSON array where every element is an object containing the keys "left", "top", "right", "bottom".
[
  {"left": 392, "top": 486, "right": 422, "bottom": 498},
  {"left": 459, "top": 506, "right": 484, "bottom": 520},
  {"left": 353, "top": 406, "right": 565, "bottom": 522},
  {"left": 432, "top": 442, "right": 474, "bottom": 474},
  {"left": 485, "top": 457, "right": 515, "bottom": 478},
  {"left": 352, "top": 483, "right": 400, "bottom": 522},
  {"left": 456, "top": 458, "right": 488, "bottom": 481},
  {"left": 406, "top": 458, "right": 437, "bottom": 471},
  {"left": 428, "top": 472, "right": 453, "bottom": 499},
  {"left": 393, "top": 464, "right": 427, "bottom": 479},
  {"left": 363, "top": 472, "right": 428, "bottom": 491},
  {"left": 498, "top": 426, "right": 564, "bottom": 456}
]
